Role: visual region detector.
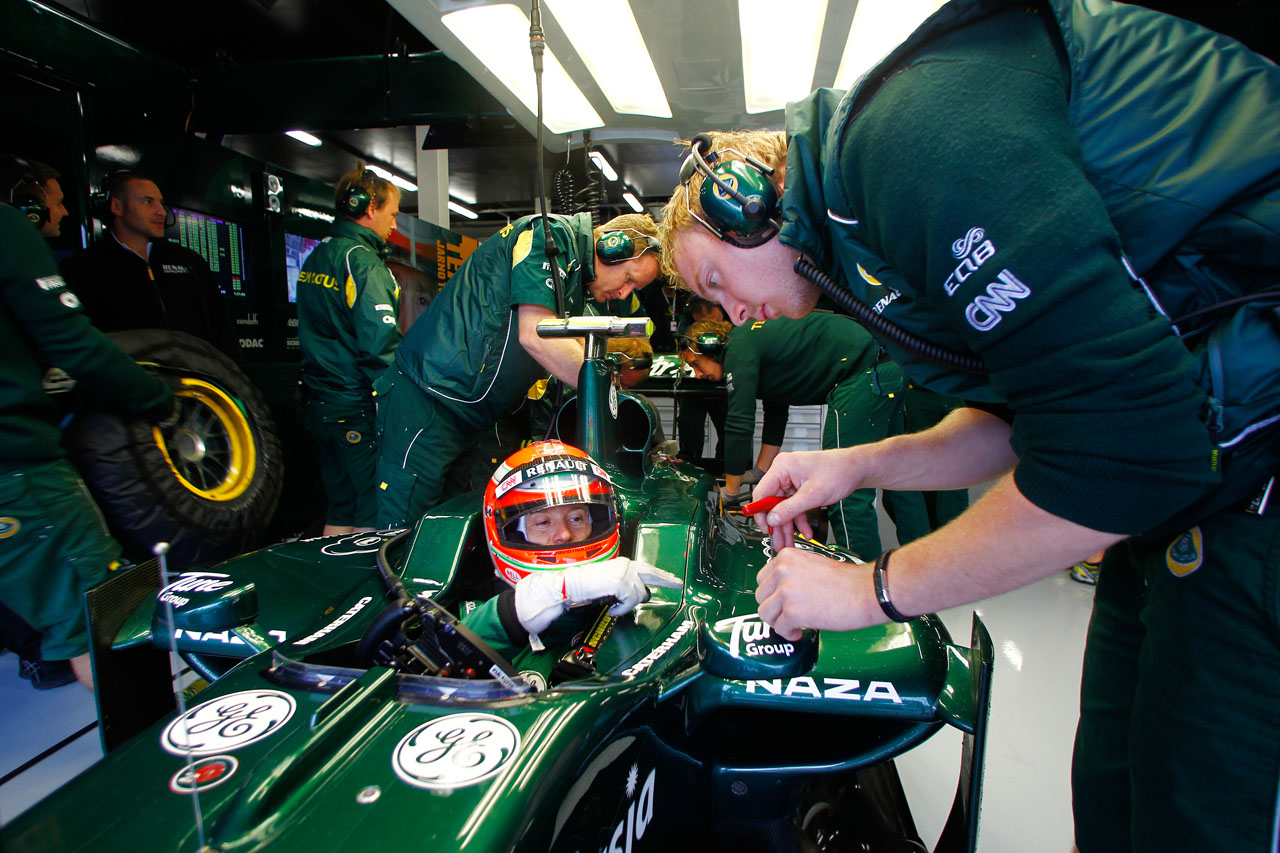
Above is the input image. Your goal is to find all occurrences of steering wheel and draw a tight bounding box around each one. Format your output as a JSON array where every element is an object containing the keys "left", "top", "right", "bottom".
[{"left": 356, "top": 596, "right": 521, "bottom": 683}]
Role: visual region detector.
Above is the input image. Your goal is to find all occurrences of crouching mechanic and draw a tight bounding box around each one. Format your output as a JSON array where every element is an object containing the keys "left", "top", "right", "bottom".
[
  {"left": 375, "top": 212, "right": 661, "bottom": 529},
  {"left": 298, "top": 163, "right": 402, "bottom": 535},
  {"left": 681, "top": 313, "right": 936, "bottom": 558},
  {"left": 460, "top": 442, "right": 680, "bottom": 682}
]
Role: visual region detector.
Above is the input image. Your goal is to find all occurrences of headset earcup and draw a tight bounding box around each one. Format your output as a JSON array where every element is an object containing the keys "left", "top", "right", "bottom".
[
  {"left": 596, "top": 231, "right": 635, "bottom": 265},
  {"left": 342, "top": 186, "right": 371, "bottom": 218},
  {"left": 13, "top": 193, "right": 47, "bottom": 228},
  {"left": 699, "top": 160, "right": 778, "bottom": 246}
]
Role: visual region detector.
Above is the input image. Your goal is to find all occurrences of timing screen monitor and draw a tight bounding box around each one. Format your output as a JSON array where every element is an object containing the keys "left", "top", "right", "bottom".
[
  {"left": 284, "top": 232, "right": 322, "bottom": 303},
  {"left": 165, "top": 208, "right": 252, "bottom": 298}
]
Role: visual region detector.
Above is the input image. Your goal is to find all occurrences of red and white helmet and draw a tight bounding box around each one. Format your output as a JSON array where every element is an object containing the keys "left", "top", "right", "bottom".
[{"left": 483, "top": 441, "right": 620, "bottom": 587}]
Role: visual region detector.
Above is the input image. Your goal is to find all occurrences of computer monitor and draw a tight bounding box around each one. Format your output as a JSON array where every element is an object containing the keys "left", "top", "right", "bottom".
[
  {"left": 284, "top": 232, "right": 322, "bottom": 303},
  {"left": 165, "top": 208, "right": 252, "bottom": 298}
]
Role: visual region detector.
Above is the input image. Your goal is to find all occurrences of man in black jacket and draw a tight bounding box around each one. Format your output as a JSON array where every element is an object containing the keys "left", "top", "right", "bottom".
[{"left": 60, "top": 170, "right": 236, "bottom": 357}]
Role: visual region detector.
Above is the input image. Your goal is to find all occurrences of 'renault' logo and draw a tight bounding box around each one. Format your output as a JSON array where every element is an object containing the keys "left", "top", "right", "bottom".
[
  {"left": 0, "top": 517, "right": 20, "bottom": 539},
  {"left": 1166, "top": 527, "right": 1203, "bottom": 577}
]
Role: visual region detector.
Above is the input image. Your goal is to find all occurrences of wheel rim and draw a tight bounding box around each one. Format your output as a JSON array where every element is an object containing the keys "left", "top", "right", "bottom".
[{"left": 152, "top": 378, "right": 257, "bottom": 501}]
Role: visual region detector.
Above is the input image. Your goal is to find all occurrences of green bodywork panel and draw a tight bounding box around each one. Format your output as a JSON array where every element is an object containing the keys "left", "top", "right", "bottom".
[{"left": 4, "top": 372, "right": 993, "bottom": 852}]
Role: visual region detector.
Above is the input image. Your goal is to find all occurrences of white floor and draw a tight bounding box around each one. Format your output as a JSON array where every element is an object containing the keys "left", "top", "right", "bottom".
[{"left": 0, "top": 486, "right": 1097, "bottom": 851}]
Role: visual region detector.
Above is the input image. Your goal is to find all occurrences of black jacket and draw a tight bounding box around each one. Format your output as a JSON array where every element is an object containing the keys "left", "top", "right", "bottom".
[{"left": 61, "top": 234, "right": 237, "bottom": 358}]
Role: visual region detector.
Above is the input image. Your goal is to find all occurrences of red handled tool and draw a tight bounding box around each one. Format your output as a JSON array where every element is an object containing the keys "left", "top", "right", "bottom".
[{"left": 738, "top": 495, "right": 784, "bottom": 516}]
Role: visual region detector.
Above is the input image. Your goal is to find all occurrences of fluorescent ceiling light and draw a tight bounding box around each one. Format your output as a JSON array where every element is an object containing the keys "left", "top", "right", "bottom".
[
  {"left": 448, "top": 200, "right": 478, "bottom": 220},
  {"left": 94, "top": 144, "right": 141, "bottom": 165},
  {"left": 366, "top": 164, "right": 418, "bottom": 193},
  {"left": 443, "top": 4, "right": 603, "bottom": 134},
  {"left": 835, "top": 0, "right": 946, "bottom": 89},
  {"left": 621, "top": 190, "right": 644, "bottom": 213},
  {"left": 588, "top": 150, "right": 618, "bottom": 182},
  {"left": 291, "top": 206, "right": 334, "bottom": 222},
  {"left": 285, "top": 130, "right": 323, "bottom": 147},
  {"left": 740, "top": 0, "right": 828, "bottom": 114},
  {"left": 545, "top": 0, "right": 671, "bottom": 118}
]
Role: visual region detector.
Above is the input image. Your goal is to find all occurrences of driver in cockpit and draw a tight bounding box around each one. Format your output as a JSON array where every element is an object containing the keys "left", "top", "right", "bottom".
[{"left": 461, "top": 440, "right": 680, "bottom": 670}]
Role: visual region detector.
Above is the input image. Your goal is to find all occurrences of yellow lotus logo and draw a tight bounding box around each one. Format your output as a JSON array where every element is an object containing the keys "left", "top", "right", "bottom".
[{"left": 1165, "top": 527, "right": 1203, "bottom": 577}]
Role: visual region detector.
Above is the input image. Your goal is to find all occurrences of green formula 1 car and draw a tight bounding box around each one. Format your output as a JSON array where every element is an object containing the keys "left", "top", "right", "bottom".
[{"left": 3, "top": 317, "right": 992, "bottom": 852}]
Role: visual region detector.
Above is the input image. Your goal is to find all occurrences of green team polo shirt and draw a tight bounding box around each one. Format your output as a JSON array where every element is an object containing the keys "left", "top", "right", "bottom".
[
  {"left": 785, "top": 8, "right": 1216, "bottom": 534},
  {"left": 394, "top": 213, "right": 593, "bottom": 429},
  {"left": 721, "top": 313, "right": 880, "bottom": 475}
]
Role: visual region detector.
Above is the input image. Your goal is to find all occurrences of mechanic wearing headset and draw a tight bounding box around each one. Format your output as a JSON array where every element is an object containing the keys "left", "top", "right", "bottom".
[
  {"left": 461, "top": 441, "right": 679, "bottom": 682},
  {"left": 656, "top": 2, "right": 1280, "bottom": 850},
  {"left": 0, "top": 157, "right": 76, "bottom": 691},
  {"left": 0, "top": 154, "right": 173, "bottom": 691},
  {"left": 297, "top": 162, "right": 402, "bottom": 536},
  {"left": 680, "top": 312, "right": 946, "bottom": 558},
  {"left": 375, "top": 212, "right": 661, "bottom": 529}
]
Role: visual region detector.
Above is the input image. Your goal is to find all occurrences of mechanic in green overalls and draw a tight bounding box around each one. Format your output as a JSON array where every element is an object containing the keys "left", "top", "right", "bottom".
[
  {"left": 374, "top": 212, "right": 661, "bottom": 529},
  {"left": 680, "top": 313, "right": 941, "bottom": 559},
  {"left": 297, "top": 162, "right": 402, "bottom": 535},
  {"left": 0, "top": 154, "right": 173, "bottom": 691},
  {"left": 656, "top": 2, "right": 1280, "bottom": 850},
  {"left": 460, "top": 441, "right": 679, "bottom": 684}
]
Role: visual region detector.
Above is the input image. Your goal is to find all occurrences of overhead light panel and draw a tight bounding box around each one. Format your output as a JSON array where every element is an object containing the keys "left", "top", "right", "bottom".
[
  {"left": 448, "top": 200, "right": 478, "bottom": 220},
  {"left": 366, "top": 164, "right": 418, "bottom": 193},
  {"left": 834, "top": 0, "right": 946, "bottom": 89},
  {"left": 545, "top": 0, "right": 671, "bottom": 118},
  {"left": 285, "top": 130, "right": 323, "bottom": 147},
  {"left": 740, "top": 0, "right": 828, "bottom": 114},
  {"left": 622, "top": 189, "right": 644, "bottom": 213},
  {"left": 588, "top": 150, "right": 618, "bottom": 182},
  {"left": 443, "top": 4, "right": 603, "bottom": 134}
]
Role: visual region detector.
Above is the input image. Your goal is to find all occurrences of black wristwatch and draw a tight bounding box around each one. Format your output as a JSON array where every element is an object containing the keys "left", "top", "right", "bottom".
[{"left": 873, "top": 550, "right": 913, "bottom": 623}]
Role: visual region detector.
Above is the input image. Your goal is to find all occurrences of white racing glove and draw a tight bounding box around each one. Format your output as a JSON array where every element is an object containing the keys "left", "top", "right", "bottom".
[{"left": 514, "top": 557, "right": 683, "bottom": 636}]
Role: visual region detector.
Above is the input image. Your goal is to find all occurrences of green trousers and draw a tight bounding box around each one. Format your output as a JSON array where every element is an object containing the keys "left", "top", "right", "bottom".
[
  {"left": 1072, "top": 498, "right": 1280, "bottom": 852},
  {"left": 0, "top": 459, "right": 124, "bottom": 660},
  {"left": 304, "top": 398, "right": 378, "bottom": 528},
  {"left": 823, "top": 361, "right": 933, "bottom": 559},
  {"left": 374, "top": 369, "right": 525, "bottom": 529}
]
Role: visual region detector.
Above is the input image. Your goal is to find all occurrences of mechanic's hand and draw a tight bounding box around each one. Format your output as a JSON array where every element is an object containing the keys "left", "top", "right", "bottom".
[
  {"left": 755, "top": 546, "right": 879, "bottom": 640},
  {"left": 752, "top": 448, "right": 864, "bottom": 549},
  {"left": 515, "top": 558, "right": 683, "bottom": 635},
  {"left": 740, "top": 466, "right": 767, "bottom": 487}
]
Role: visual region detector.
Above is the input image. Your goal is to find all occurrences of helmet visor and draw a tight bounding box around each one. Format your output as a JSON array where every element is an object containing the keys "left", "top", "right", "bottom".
[{"left": 494, "top": 472, "right": 616, "bottom": 550}]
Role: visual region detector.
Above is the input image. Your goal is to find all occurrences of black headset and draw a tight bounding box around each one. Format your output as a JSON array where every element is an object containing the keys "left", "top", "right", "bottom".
[
  {"left": 340, "top": 171, "right": 373, "bottom": 219},
  {"left": 2, "top": 155, "right": 48, "bottom": 228},
  {"left": 678, "top": 133, "right": 781, "bottom": 248},
  {"left": 596, "top": 229, "right": 660, "bottom": 265}
]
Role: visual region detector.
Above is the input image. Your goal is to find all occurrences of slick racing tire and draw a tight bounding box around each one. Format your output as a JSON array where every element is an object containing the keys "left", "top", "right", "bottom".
[{"left": 64, "top": 329, "right": 284, "bottom": 567}]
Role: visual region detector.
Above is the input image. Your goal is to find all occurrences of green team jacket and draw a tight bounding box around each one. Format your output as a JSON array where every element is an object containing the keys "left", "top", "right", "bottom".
[
  {"left": 779, "top": 0, "right": 1280, "bottom": 535},
  {"left": 0, "top": 205, "right": 170, "bottom": 466},
  {"left": 722, "top": 313, "right": 879, "bottom": 475},
  {"left": 394, "top": 213, "right": 593, "bottom": 429},
  {"left": 297, "top": 219, "right": 401, "bottom": 407}
]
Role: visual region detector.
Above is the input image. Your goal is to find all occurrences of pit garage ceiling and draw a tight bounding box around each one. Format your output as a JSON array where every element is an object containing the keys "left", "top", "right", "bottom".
[{"left": 39, "top": 0, "right": 1280, "bottom": 239}]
